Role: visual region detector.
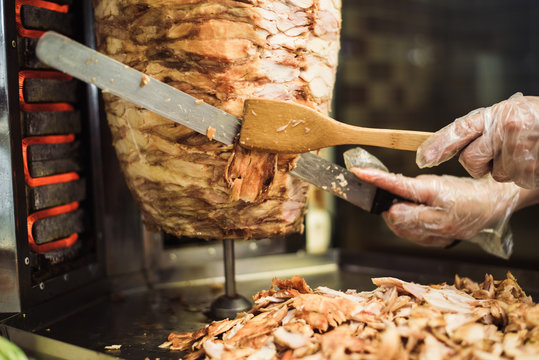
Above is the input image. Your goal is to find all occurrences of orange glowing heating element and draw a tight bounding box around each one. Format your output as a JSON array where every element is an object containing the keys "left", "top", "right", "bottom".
[
  {"left": 22, "top": 134, "right": 80, "bottom": 187},
  {"left": 19, "top": 70, "right": 74, "bottom": 112},
  {"left": 15, "top": 0, "right": 69, "bottom": 39},
  {"left": 27, "top": 202, "right": 79, "bottom": 253},
  {"left": 16, "top": 0, "right": 80, "bottom": 253}
]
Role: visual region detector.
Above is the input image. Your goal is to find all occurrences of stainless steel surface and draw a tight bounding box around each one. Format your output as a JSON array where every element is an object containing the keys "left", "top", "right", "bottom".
[
  {"left": 0, "top": 0, "right": 20, "bottom": 313},
  {"left": 291, "top": 153, "right": 376, "bottom": 212},
  {"left": 35, "top": 32, "right": 385, "bottom": 211},
  {"left": 36, "top": 31, "right": 241, "bottom": 146},
  {"left": 132, "top": 238, "right": 289, "bottom": 297},
  {"left": 153, "top": 250, "right": 338, "bottom": 291}
]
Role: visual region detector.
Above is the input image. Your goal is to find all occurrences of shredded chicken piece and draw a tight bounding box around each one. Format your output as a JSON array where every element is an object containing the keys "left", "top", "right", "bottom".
[
  {"left": 139, "top": 75, "right": 149, "bottom": 88},
  {"left": 166, "top": 273, "right": 538, "bottom": 359},
  {"left": 206, "top": 126, "right": 216, "bottom": 141}
]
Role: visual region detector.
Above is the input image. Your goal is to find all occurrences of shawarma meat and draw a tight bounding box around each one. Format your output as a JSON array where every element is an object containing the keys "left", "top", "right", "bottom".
[
  {"left": 164, "top": 274, "right": 539, "bottom": 359},
  {"left": 92, "top": 0, "right": 341, "bottom": 239}
]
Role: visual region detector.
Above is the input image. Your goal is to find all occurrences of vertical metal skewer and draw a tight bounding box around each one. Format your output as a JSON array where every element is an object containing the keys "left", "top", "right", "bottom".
[
  {"left": 210, "top": 239, "right": 251, "bottom": 319},
  {"left": 223, "top": 238, "right": 236, "bottom": 296}
]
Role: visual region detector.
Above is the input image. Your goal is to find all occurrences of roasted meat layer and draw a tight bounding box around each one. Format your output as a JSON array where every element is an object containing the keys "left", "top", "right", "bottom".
[
  {"left": 165, "top": 274, "right": 539, "bottom": 359},
  {"left": 93, "top": 0, "right": 341, "bottom": 239}
]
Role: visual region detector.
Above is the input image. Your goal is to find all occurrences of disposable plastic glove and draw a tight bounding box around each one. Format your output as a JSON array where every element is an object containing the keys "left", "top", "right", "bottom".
[
  {"left": 417, "top": 93, "right": 539, "bottom": 189},
  {"left": 351, "top": 168, "right": 521, "bottom": 253}
]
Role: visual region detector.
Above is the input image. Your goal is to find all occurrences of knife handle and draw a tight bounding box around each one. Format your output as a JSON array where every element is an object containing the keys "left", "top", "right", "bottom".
[
  {"left": 370, "top": 188, "right": 462, "bottom": 249},
  {"left": 370, "top": 188, "right": 404, "bottom": 214}
]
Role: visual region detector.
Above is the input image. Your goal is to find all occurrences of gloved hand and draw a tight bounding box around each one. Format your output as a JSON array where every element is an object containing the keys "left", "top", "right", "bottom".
[
  {"left": 351, "top": 168, "right": 521, "bottom": 249},
  {"left": 416, "top": 93, "right": 539, "bottom": 189}
]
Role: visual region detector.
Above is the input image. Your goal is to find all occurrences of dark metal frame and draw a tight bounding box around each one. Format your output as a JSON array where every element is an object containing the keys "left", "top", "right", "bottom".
[{"left": 0, "top": 0, "right": 108, "bottom": 314}]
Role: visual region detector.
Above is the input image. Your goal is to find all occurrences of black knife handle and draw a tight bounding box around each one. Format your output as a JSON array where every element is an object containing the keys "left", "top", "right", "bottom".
[
  {"left": 444, "top": 240, "right": 461, "bottom": 249},
  {"left": 370, "top": 188, "right": 404, "bottom": 214},
  {"left": 370, "top": 188, "right": 462, "bottom": 250}
]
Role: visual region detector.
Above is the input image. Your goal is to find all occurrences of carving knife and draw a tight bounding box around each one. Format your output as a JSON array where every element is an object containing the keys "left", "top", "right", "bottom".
[{"left": 36, "top": 31, "right": 400, "bottom": 214}]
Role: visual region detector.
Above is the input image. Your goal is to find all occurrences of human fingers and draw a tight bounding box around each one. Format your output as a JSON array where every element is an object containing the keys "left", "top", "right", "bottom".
[
  {"left": 458, "top": 134, "right": 494, "bottom": 179},
  {"left": 491, "top": 160, "right": 512, "bottom": 183},
  {"left": 382, "top": 203, "right": 455, "bottom": 247},
  {"left": 417, "top": 109, "right": 487, "bottom": 168},
  {"left": 456, "top": 100, "right": 519, "bottom": 180},
  {"left": 495, "top": 110, "right": 539, "bottom": 188},
  {"left": 351, "top": 168, "right": 436, "bottom": 204},
  {"left": 495, "top": 155, "right": 539, "bottom": 188}
]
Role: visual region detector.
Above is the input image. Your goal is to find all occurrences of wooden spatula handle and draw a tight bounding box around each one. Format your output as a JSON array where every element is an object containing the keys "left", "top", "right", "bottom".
[
  {"left": 240, "top": 99, "right": 433, "bottom": 153},
  {"left": 334, "top": 124, "right": 433, "bottom": 151}
]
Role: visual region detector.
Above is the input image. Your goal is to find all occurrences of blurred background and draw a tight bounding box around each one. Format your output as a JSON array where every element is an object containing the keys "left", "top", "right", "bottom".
[{"left": 332, "top": 0, "right": 539, "bottom": 266}]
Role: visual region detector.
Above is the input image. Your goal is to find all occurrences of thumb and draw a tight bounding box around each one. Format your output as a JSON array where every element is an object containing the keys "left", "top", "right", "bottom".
[{"left": 417, "top": 108, "right": 488, "bottom": 168}]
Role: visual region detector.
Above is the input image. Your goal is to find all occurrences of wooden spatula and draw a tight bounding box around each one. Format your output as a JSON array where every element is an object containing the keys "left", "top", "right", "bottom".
[{"left": 239, "top": 99, "right": 433, "bottom": 153}]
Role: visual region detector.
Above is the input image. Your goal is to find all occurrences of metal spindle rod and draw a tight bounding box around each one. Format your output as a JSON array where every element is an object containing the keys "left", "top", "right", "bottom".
[
  {"left": 210, "top": 239, "right": 251, "bottom": 319},
  {"left": 223, "top": 238, "right": 236, "bottom": 296}
]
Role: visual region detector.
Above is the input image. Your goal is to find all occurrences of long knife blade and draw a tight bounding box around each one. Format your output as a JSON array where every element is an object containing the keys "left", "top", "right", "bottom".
[
  {"left": 36, "top": 32, "right": 240, "bottom": 145},
  {"left": 36, "top": 31, "right": 397, "bottom": 213},
  {"left": 292, "top": 153, "right": 375, "bottom": 210},
  {"left": 291, "top": 153, "right": 400, "bottom": 213}
]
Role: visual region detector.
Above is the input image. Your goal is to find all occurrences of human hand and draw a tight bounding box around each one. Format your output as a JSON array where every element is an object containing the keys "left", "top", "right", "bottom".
[
  {"left": 351, "top": 168, "right": 521, "bottom": 248},
  {"left": 416, "top": 93, "right": 539, "bottom": 189}
]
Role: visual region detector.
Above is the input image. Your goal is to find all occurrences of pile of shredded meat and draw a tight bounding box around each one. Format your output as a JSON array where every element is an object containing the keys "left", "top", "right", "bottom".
[
  {"left": 93, "top": 0, "right": 341, "bottom": 239},
  {"left": 162, "top": 274, "right": 539, "bottom": 359}
]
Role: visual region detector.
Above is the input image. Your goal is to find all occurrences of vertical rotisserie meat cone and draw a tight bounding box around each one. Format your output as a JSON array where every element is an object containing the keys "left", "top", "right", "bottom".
[{"left": 93, "top": 0, "right": 341, "bottom": 239}]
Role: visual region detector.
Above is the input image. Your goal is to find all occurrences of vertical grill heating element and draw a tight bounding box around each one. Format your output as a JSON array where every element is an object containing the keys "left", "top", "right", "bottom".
[
  {"left": 0, "top": 0, "right": 107, "bottom": 314},
  {"left": 14, "top": 0, "right": 91, "bottom": 281},
  {"left": 15, "top": 0, "right": 69, "bottom": 39}
]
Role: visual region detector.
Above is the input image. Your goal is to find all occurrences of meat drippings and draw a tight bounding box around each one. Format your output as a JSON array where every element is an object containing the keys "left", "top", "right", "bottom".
[{"left": 163, "top": 273, "right": 538, "bottom": 359}]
